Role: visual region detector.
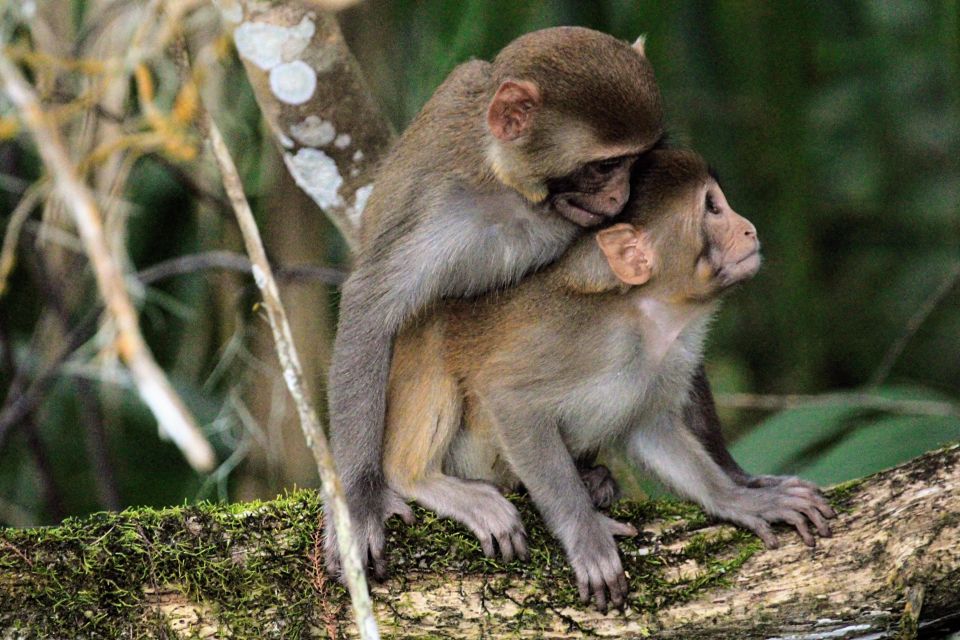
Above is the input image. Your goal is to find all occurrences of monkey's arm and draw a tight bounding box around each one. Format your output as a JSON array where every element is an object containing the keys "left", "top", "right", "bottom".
[
  {"left": 627, "top": 412, "right": 834, "bottom": 548},
  {"left": 486, "top": 399, "right": 636, "bottom": 611},
  {"left": 685, "top": 364, "right": 751, "bottom": 482},
  {"left": 685, "top": 365, "right": 825, "bottom": 491}
]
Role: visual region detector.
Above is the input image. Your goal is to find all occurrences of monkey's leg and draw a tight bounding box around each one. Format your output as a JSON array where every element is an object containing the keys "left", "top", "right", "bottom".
[
  {"left": 488, "top": 403, "right": 637, "bottom": 611},
  {"left": 384, "top": 335, "right": 528, "bottom": 562},
  {"left": 627, "top": 413, "right": 835, "bottom": 549},
  {"left": 325, "top": 266, "right": 429, "bottom": 580},
  {"left": 685, "top": 365, "right": 823, "bottom": 492}
]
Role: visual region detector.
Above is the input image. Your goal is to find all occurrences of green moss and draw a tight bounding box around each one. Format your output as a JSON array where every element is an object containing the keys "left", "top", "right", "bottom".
[
  {"left": 826, "top": 477, "right": 867, "bottom": 512},
  {"left": 1, "top": 492, "right": 763, "bottom": 637},
  {"left": 0, "top": 491, "right": 345, "bottom": 638}
]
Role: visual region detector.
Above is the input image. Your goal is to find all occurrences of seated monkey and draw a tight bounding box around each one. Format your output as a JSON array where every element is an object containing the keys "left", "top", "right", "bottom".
[{"left": 383, "top": 149, "right": 834, "bottom": 609}]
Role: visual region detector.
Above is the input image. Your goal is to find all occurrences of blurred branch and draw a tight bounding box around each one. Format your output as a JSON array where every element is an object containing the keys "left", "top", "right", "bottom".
[
  {"left": 869, "top": 262, "right": 960, "bottom": 387},
  {"left": 0, "top": 310, "right": 66, "bottom": 521},
  {"left": 0, "top": 50, "right": 215, "bottom": 472},
  {"left": 136, "top": 250, "right": 346, "bottom": 286},
  {"left": 716, "top": 391, "right": 960, "bottom": 419},
  {"left": 200, "top": 97, "right": 378, "bottom": 639},
  {"left": 0, "top": 182, "right": 44, "bottom": 297}
]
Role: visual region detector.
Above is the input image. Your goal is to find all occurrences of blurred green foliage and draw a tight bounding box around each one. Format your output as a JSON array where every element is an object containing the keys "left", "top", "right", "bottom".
[{"left": 1, "top": 0, "right": 959, "bottom": 523}]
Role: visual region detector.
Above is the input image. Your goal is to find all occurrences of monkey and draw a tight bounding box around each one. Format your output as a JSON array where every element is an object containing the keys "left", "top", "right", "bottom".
[
  {"left": 382, "top": 148, "right": 836, "bottom": 610},
  {"left": 325, "top": 27, "right": 665, "bottom": 579}
]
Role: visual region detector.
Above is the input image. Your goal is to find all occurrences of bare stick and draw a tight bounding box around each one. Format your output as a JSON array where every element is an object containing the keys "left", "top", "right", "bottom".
[
  {"left": 869, "top": 262, "right": 960, "bottom": 387},
  {"left": 0, "top": 51, "right": 215, "bottom": 472},
  {"left": 0, "top": 183, "right": 44, "bottom": 297},
  {"left": 202, "top": 108, "right": 379, "bottom": 640},
  {"left": 715, "top": 391, "right": 960, "bottom": 419},
  {"left": 136, "top": 250, "right": 346, "bottom": 286}
]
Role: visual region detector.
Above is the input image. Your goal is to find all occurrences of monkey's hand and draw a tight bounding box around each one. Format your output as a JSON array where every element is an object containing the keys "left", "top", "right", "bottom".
[
  {"left": 563, "top": 512, "right": 637, "bottom": 612},
  {"left": 737, "top": 473, "right": 822, "bottom": 493},
  {"left": 579, "top": 464, "right": 620, "bottom": 509},
  {"left": 714, "top": 482, "right": 835, "bottom": 549},
  {"left": 324, "top": 487, "right": 414, "bottom": 582}
]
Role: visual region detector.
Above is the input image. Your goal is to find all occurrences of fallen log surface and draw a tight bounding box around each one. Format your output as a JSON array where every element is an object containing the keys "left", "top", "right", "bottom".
[{"left": 2, "top": 444, "right": 959, "bottom": 639}]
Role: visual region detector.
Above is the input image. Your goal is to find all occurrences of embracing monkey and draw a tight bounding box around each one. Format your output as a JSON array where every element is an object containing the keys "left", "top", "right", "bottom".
[
  {"left": 384, "top": 149, "right": 836, "bottom": 610},
  {"left": 326, "top": 27, "right": 666, "bottom": 578}
]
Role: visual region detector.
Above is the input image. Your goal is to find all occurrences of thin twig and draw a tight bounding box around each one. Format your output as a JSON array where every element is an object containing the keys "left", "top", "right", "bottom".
[
  {"left": 201, "top": 103, "right": 380, "bottom": 640},
  {"left": 0, "top": 310, "right": 67, "bottom": 520},
  {"left": 0, "top": 182, "right": 44, "bottom": 297},
  {"left": 869, "top": 262, "right": 960, "bottom": 387},
  {"left": 27, "top": 247, "right": 122, "bottom": 511},
  {"left": 0, "top": 49, "right": 215, "bottom": 471},
  {"left": 136, "top": 250, "right": 346, "bottom": 286},
  {"left": 715, "top": 391, "right": 960, "bottom": 419}
]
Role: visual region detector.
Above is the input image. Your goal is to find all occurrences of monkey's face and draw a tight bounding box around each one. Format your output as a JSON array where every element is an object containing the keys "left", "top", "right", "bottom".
[
  {"left": 545, "top": 154, "right": 637, "bottom": 227},
  {"left": 693, "top": 179, "right": 761, "bottom": 292},
  {"left": 596, "top": 150, "right": 762, "bottom": 299}
]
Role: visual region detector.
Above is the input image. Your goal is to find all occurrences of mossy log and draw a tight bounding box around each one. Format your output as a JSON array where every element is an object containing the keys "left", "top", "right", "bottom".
[{"left": 1, "top": 444, "right": 959, "bottom": 639}]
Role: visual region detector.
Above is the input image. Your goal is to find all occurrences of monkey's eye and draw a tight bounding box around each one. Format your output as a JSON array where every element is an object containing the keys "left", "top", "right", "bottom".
[
  {"left": 591, "top": 158, "right": 623, "bottom": 175},
  {"left": 706, "top": 193, "right": 721, "bottom": 215}
]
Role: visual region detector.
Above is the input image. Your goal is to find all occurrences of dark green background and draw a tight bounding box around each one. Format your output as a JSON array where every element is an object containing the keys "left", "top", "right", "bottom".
[{"left": 1, "top": 0, "right": 958, "bottom": 523}]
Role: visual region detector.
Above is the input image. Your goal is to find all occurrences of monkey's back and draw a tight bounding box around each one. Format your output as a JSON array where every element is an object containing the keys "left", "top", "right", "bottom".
[{"left": 358, "top": 59, "right": 493, "bottom": 249}]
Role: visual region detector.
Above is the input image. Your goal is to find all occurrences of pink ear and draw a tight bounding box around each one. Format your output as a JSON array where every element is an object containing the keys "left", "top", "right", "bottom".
[
  {"left": 632, "top": 34, "right": 647, "bottom": 57},
  {"left": 486, "top": 80, "right": 541, "bottom": 141},
  {"left": 596, "top": 224, "right": 655, "bottom": 286}
]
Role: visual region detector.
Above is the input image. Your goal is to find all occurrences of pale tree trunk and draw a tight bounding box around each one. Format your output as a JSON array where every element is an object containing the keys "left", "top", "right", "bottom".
[{"left": 2, "top": 445, "right": 959, "bottom": 638}]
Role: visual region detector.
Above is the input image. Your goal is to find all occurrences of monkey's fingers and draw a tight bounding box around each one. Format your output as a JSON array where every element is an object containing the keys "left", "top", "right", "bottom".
[
  {"left": 477, "top": 532, "right": 498, "bottom": 559},
  {"left": 323, "top": 523, "right": 345, "bottom": 580},
  {"left": 580, "top": 465, "right": 620, "bottom": 509},
  {"left": 514, "top": 531, "right": 530, "bottom": 562},
  {"left": 743, "top": 517, "right": 778, "bottom": 549},
  {"left": 496, "top": 525, "right": 529, "bottom": 563},
  {"left": 365, "top": 527, "right": 389, "bottom": 581},
  {"left": 587, "top": 571, "right": 609, "bottom": 612},
  {"left": 784, "top": 486, "right": 837, "bottom": 520},
  {"left": 801, "top": 504, "right": 833, "bottom": 538},
  {"left": 385, "top": 493, "right": 416, "bottom": 526},
  {"left": 601, "top": 514, "right": 638, "bottom": 538},
  {"left": 780, "top": 510, "right": 816, "bottom": 547}
]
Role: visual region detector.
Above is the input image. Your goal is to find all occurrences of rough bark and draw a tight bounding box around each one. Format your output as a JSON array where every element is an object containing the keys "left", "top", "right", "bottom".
[
  {"left": 216, "top": 0, "right": 395, "bottom": 252},
  {"left": 2, "top": 445, "right": 958, "bottom": 639}
]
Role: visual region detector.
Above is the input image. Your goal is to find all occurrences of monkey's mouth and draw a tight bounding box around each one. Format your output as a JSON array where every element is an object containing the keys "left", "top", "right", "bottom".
[
  {"left": 553, "top": 197, "right": 609, "bottom": 227},
  {"left": 718, "top": 250, "right": 762, "bottom": 286}
]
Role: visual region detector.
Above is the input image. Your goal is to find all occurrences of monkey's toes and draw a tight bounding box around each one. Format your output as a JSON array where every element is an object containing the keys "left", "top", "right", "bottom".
[
  {"left": 580, "top": 464, "right": 620, "bottom": 509},
  {"left": 601, "top": 513, "right": 638, "bottom": 538}
]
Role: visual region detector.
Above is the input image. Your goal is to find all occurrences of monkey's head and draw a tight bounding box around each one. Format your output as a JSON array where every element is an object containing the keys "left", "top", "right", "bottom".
[
  {"left": 595, "top": 149, "right": 761, "bottom": 300},
  {"left": 485, "top": 27, "right": 664, "bottom": 227}
]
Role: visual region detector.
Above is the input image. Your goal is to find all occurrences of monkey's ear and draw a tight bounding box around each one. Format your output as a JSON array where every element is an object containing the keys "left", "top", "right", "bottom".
[
  {"left": 632, "top": 35, "right": 647, "bottom": 57},
  {"left": 487, "top": 80, "right": 541, "bottom": 141},
  {"left": 596, "top": 223, "right": 655, "bottom": 286}
]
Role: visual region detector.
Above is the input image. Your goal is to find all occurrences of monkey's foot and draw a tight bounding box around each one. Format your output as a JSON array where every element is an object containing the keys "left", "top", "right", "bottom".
[
  {"left": 406, "top": 476, "right": 528, "bottom": 562},
  {"left": 716, "top": 483, "right": 836, "bottom": 549},
  {"left": 324, "top": 486, "right": 415, "bottom": 582},
  {"left": 564, "top": 512, "right": 637, "bottom": 612},
  {"left": 579, "top": 464, "right": 620, "bottom": 509}
]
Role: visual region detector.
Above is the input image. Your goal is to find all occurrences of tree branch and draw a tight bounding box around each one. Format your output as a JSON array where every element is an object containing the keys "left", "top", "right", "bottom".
[
  {"left": 215, "top": 0, "right": 396, "bottom": 251},
  {"left": 2, "top": 445, "right": 958, "bottom": 638},
  {"left": 715, "top": 391, "right": 960, "bottom": 419}
]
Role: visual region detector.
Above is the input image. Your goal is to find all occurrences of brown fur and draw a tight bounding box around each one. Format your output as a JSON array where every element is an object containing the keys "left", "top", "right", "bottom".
[
  {"left": 326, "top": 27, "right": 665, "bottom": 581},
  {"left": 383, "top": 149, "right": 834, "bottom": 609}
]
